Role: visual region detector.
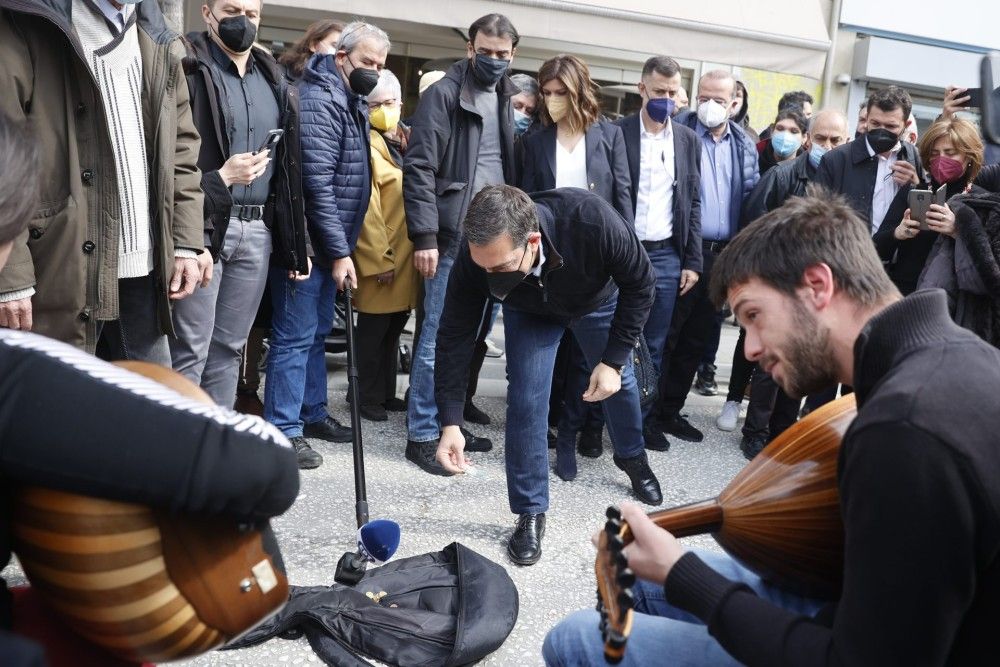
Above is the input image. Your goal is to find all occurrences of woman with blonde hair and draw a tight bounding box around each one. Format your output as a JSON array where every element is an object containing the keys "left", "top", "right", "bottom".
[
  {"left": 876, "top": 117, "right": 983, "bottom": 295},
  {"left": 520, "top": 54, "right": 632, "bottom": 482}
]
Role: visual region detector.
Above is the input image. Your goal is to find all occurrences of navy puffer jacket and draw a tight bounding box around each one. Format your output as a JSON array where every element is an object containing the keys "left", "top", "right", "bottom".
[{"left": 298, "top": 53, "right": 371, "bottom": 262}]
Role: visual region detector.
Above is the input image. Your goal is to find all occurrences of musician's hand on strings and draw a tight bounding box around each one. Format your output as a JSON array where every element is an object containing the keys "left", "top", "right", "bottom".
[{"left": 619, "top": 502, "right": 687, "bottom": 585}]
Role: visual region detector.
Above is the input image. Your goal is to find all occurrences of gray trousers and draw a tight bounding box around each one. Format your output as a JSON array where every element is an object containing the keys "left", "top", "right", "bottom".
[{"left": 170, "top": 218, "right": 271, "bottom": 408}]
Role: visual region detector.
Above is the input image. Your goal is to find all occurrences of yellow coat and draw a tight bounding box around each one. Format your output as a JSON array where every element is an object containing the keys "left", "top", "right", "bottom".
[{"left": 352, "top": 131, "right": 420, "bottom": 314}]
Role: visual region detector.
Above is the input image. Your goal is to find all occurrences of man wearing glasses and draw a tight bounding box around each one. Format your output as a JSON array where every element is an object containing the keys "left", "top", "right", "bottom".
[{"left": 433, "top": 185, "right": 664, "bottom": 566}]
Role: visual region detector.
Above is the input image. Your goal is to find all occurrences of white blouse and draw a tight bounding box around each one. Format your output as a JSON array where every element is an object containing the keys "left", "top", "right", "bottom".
[{"left": 555, "top": 137, "right": 588, "bottom": 190}]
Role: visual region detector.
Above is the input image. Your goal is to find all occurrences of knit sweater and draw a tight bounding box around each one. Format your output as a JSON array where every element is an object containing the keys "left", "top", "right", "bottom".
[
  {"left": 73, "top": 0, "right": 153, "bottom": 278},
  {"left": 664, "top": 290, "right": 1000, "bottom": 665}
]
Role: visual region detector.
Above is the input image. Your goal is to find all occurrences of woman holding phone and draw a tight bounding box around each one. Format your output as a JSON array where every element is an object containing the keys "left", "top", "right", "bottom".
[{"left": 876, "top": 118, "right": 982, "bottom": 294}]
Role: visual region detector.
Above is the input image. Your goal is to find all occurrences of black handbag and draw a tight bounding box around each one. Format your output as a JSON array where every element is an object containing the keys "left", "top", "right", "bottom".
[
  {"left": 633, "top": 333, "right": 658, "bottom": 408},
  {"left": 228, "top": 542, "right": 518, "bottom": 666}
]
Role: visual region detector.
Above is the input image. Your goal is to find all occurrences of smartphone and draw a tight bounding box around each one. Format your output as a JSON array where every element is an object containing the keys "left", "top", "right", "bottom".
[
  {"left": 959, "top": 87, "right": 983, "bottom": 108},
  {"left": 908, "top": 189, "right": 933, "bottom": 231},
  {"left": 254, "top": 129, "right": 284, "bottom": 155}
]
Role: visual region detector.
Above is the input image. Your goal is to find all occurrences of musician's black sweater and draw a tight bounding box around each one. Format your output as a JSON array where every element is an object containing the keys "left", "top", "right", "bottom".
[
  {"left": 0, "top": 331, "right": 300, "bottom": 647},
  {"left": 665, "top": 290, "right": 1000, "bottom": 666}
]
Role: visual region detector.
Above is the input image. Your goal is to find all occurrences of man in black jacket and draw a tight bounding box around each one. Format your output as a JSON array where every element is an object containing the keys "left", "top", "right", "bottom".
[
  {"left": 434, "top": 186, "right": 663, "bottom": 566},
  {"left": 616, "top": 55, "right": 702, "bottom": 451},
  {"left": 544, "top": 191, "right": 1000, "bottom": 666},
  {"left": 402, "top": 14, "right": 519, "bottom": 474},
  {"left": 0, "top": 111, "right": 300, "bottom": 667},
  {"left": 170, "top": 1, "right": 309, "bottom": 426}
]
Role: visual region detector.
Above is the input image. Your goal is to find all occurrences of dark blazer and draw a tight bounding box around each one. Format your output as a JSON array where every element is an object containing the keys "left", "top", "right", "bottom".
[
  {"left": 812, "top": 137, "right": 923, "bottom": 236},
  {"left": 520, "top": 119, "right": 634, "bottom": 225},
  {"left": 616, "top": 113, "right": 703, "bottom": 273}
]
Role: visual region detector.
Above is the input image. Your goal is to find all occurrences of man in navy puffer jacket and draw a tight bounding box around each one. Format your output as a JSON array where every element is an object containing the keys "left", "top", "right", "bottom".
[{"left": 262, "top": 21, "right": 390, "bottom": 467}]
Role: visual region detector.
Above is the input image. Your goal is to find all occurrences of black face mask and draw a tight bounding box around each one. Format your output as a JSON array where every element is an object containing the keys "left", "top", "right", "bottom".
[
  {"left": 213, "top": 14, "right": 256, "bottom": 54},
  {"left": 866, "top": 127, "right": 901, "bottom": 154},
  {"left": 472, "top": 53, "right": 510, "bottom": 87},
  {"left": 345, "top": 56, "right": 380, "bottom": 96},
  {"left": 486, "top": 244, "right": 530, "bottom": 301}
]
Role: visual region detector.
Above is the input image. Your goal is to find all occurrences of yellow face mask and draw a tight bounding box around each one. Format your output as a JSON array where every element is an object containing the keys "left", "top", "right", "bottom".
[
  {"left": 370, "top": 104, "right": 401, "bottom": 133},
  {"left": 546, "top": 95, "right": 569, "bottom": 123}
]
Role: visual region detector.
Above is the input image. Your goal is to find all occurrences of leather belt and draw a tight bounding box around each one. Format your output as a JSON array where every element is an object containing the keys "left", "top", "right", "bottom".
[
  {"left": 641, "top": 239, "right": 672, "bottom": 252},
  {"left": 703, "top": 239, "right": 729, "bottom": 254},
  {"left": 231, "top": 204, "right": 265, "bottom": 221}
]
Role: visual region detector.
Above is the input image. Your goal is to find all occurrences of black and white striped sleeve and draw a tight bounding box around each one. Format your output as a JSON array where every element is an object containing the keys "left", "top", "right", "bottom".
[{"left": 0, "top": 331, "right": 299, "bottom": 521}]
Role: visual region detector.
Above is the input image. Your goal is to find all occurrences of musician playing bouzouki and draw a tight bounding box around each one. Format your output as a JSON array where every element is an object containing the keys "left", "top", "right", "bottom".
[
  {"left": 0, "top": 114, "right": 300, "bottom": 666},
  {"left": 544, "top": 188, "right": 1000, "bottom": 666}
]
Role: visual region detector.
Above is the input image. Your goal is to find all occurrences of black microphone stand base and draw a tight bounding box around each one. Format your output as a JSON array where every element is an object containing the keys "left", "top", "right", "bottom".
[{"left": 335, "top": 551, "right": 368, "bottom": 586}]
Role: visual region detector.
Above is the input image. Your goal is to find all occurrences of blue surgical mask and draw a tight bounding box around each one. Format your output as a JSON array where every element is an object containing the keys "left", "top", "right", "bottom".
[
  {"left": 770, "top": 130, "right": 802, "bottom": 158},
  {"left": 808, "top": 144, "right": 829, "bottom": 168},
  {"left": 514, "top": 110, "right": 532, "bottom": 136}
]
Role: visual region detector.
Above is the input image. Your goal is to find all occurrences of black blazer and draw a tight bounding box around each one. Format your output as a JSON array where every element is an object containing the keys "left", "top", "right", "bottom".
[
  {"left": 812, "top": 137, "right": 923, "bottom": 236},
  {"left": 520, "top": 119, "right": 634, "bottom": 225},
  {"left": 616, "top": 113, "right": 703, "bottom": 272}
]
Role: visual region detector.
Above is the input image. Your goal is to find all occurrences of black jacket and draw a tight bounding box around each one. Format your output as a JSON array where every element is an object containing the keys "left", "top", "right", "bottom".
[
  {"left": 403, "top": 59, "right": 519, "bottom": 256},
  {"left": 519, "top": 120, "right": 633, "bottom": 225},
  {"left": 812, "top": 137, "right": 922, "bottom": 237},
  {"left": 742, "top": 150, "right": 815, "bottom": 224},
  {"left": 0, "top": 330, "right": 299, "bottom": 659},
  {"left": 616, "top": 113, "right": 703, "bottom": 272},
  {"left": 434, "top": 189, "right": 655, "bottom": 427},
  {"left": 183, "top": 32, "right": 308, "bottom": 273},
  {"left": 665, "top": 290, "right": 1000, "bottom": 666}
]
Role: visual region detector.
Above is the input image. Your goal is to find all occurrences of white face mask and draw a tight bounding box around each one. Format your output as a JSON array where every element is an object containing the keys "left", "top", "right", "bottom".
[{"left": 697, "top": 99, "right": 729, "bottom": 129}]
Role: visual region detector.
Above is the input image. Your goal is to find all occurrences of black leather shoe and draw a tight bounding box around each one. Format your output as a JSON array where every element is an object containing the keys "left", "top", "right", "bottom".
[
  {"left": 547, "top": 427, "right": 557, "bottom": 449},
  {"left": 460, "top": 427, "right": 493, "bottom": 452},
  {"left": 233, "top": 391, "right": 264, "bottom": 417},
  {"left": 289, "top": 436, "right": 323, "bottom": 469},
  {"left": 384, "top": 397, "right": 407, "bottom": 412},
  {"left": 694, "top": 363, "right": 718, "bottom": 396},
  {"left": 463, "top": 401, "right": 491, "bottom": 425},
  {"left": 740, "top": 434, "right": 768, "bottom": 461},
  {"left": 660, "top": 414, "right": 704, "bottom": 442},
  {"left": 613, "top": 454, "right": 663, "bottom": 505},
  {"left": 405, "top": 440, "right": 451, "bottom": 476},
  {"left": 360, "top": 404, "right": 388, "bottom": 421},
  {"left": 577, "top": 427, "right": 603, "bottom": 458},
  {"left": 303, "top": 415, "right": 353, "bottom": 443},
  {"left": 643, "top": 421, "right": 670, "bottom": 452},
  {"left": 507, "top": 513, "right": 546, "bottom": 565}
]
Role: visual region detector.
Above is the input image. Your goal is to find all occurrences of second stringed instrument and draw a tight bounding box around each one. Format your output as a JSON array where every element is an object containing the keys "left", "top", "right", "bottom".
[
  {"left": 595, "top": 394, "right": 857, "bottom": 663},
  {"left": 11, "top": 362, "right": 289, "bottom": 663}
]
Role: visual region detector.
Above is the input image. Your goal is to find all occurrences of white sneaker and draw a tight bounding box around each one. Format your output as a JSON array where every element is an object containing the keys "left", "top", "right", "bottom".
[
  {"left": 484, "top": 338, "right": 504, "bottom": 358},
  {"left": 716, "top": 401, "right": 741, "bottom": 431}
]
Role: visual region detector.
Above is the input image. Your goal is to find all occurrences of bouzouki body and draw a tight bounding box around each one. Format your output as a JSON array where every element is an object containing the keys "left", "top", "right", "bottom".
[
  {"left": 11, "top": 362, "right": 289, "bottom": 663},
  {"left": 596, "top": 394, "right": 857, "bottom": 662}
]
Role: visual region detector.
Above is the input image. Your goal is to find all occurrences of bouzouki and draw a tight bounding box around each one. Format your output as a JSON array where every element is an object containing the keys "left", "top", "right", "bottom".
[
  {"left": 595, "top": 394, "right": 857, "bottom": 663},
  {"left": 11, "top": 362, "right": 289, "bottom": 663}
]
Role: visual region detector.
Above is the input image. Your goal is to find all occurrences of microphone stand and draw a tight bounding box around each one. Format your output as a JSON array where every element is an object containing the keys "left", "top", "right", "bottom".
[{"left": 335, "top": 285, "right": 370, "bottom": 585}]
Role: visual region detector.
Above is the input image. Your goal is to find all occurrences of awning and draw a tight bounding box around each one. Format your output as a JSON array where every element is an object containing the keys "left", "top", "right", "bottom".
[{"left": 265, "top": 0, "right": 831, "bottom": 79}]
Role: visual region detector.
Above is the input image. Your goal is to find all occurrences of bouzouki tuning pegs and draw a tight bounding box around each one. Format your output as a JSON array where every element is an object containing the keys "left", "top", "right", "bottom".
[
  {"left": 609, "top": 534, "right": 624, "bottom": 552},
  {"left": 604, "top": 519, "right": 621, "bottom": 537},
  {"left": 617, "top": 589, "right": 635, "bottom": 610},
  {"left": 607, "top": 631, "right": 626, "bottom": 649},
  {"left": 617, "top": 568, "right": 636, "bottom": 588},
  {"left": 606, "top": 506, "right": 622, "bottom": 521},
  {"left": 615, "top": 551, "right": 628, "bottom": 570}
]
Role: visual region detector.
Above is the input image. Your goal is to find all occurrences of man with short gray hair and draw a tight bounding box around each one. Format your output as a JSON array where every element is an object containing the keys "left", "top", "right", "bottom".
[{"left": 434, "top": 185, "right": 663, "bottom": 566}]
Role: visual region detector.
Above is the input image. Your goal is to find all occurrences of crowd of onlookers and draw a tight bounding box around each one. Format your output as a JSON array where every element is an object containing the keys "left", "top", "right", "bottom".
[{"left": 1, "top": 0, "right": 998, "bottom": 476}]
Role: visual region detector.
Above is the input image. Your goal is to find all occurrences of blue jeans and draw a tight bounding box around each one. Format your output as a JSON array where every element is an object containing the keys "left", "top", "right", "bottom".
[
  {"left": 406, "top": 254, "right": 455, "bottom": 442},
  {"left": 642, "top": 245, "right": 681, "bottom": 420},
  {"left": 264, "top": 265, "right": 336, "bottom": 438},
  {"left": 543, "top": 549, "right": 829, "bottom": 667},
  {"left": 503, "top": 295, "right": 645, "bottom": 515}
]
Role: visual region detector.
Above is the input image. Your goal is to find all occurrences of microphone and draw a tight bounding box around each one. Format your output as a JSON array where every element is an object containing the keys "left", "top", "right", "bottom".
[{"left": 357, "top": 519, "right": 401, "bottom": 563}]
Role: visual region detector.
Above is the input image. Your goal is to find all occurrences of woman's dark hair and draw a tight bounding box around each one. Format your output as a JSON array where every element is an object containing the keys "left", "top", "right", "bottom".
[
  {"left": 733, "top": 80, "right": 751, "bottom": 128},
  {"left": 279, "top": 19, "right": 345, "bottom": 79},
  {"left": 0, "top": 112, "right": 40, "bottom": 245},
  {"left": 773, "top": 107, "right": 808, "bottom": 134},
  {"left": 468, "top": 13, "right": 519, "bottom": 48}
]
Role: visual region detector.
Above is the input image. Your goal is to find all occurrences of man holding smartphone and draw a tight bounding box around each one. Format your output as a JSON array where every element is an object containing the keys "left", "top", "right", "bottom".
[{"left": 170, "top": 1, "right": 310, "bottom": 440}]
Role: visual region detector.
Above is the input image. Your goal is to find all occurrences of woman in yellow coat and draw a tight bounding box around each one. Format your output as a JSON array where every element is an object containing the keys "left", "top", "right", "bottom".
[{"left": 352, "top": 69, "right": 420, "bottom": 422}]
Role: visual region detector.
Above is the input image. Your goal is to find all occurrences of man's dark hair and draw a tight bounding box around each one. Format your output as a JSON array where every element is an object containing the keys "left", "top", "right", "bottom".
[
  {"left": 859, "top": 97, "right": 869, "bottom": 111},
  {"left": 0, "top": 112, "right": 40, "bottom": 245},
  {"left": 778, "top": 90, "right": 813, "bottom": 112},
  {"left": 464, "top": 185, "right": 538, "bottom": 247},
  {"left": 641, "top": 56, "right": 680, "bottom": 80},
  {"left": 774, "top": 107, "right": 807, "bottom": 134},
  {"left": 709, "top": 186, "right": 899, "bottom": 308},
  {"left": 469, "top": 14, "right": 519, "bottom": 49},
  {"left": 867, "top": 86, "right": 912, "bottom": 121}
]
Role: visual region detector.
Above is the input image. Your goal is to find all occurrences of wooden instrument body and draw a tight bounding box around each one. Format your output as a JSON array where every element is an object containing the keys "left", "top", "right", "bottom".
[
  {"left": 596, "top": 395, "right": 857, "bottom": 662},
  {"left": 10, "top": 362, "right": 289, "bottom": 663}
]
